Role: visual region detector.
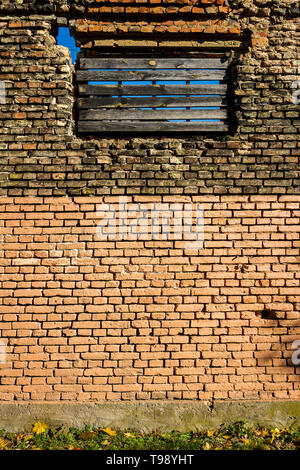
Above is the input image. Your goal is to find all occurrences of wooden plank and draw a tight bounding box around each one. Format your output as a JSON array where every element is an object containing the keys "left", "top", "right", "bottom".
[
  {"left": 76, "top": 69, "right": 227, "bottom": 82},
  {"left": 78, "top": 84, "right": 227, "bottom": 96},
  {"left": 80, "top": 108, "right": 227, "bottom": 121},
  {"left": 79, "top": 57, "right": 229, "bottom": 70},
  {"left": 77, "top": 96, "right": 227, "bottom": 109},
  {"left": 78, "top": 121, "right": 228, "bottom": 133}
]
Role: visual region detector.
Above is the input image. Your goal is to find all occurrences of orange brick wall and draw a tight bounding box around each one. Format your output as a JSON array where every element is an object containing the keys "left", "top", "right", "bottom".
[
  {"left": 0, "top": 195, "right": 299, "bottom": 401},
  {"left": 0, "top": 1, "right": 300, "bottom": 405}
]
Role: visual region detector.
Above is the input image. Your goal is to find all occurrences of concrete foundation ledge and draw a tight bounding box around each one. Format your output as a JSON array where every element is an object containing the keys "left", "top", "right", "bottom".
[{"left": 0, "top": 401, "right": 299, "bottom": 433}]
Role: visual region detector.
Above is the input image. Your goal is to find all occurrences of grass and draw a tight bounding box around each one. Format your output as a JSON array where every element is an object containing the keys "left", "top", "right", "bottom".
[{"left": 0, "top": 420, "right": 299, "bottom": 450}]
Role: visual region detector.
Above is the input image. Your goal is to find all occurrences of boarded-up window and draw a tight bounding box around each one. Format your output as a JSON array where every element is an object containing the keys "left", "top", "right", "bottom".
[{"left": 77, "top": 56, "right": 229, "bottom": 134}]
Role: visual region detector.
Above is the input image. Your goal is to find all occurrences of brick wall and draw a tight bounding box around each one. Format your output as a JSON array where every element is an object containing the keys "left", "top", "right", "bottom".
[
  {"left": 0, "top": 195, "right": 299, "bottom": 401},
  {"left": 0, "top": 0, "right": 299, "bottom": 402}
]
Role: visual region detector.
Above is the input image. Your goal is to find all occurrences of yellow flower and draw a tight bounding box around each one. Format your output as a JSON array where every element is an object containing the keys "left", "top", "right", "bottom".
[
  {"left": 241, "top": 438, "right": 250, "bottom": 445},
  {"left": 101, "top": 427, "right": 117, "bottom": 437},
  {"left": 203, "top": 442, "right": 210, "bottom": 450},
  {"left": 207, "top": 430, "right": 215, "bottom": 437},
  {"left": 271, "top": 428, "right": 281, "bottom": 437},
  {"left": 124, "top": 432, "right": 135, "bottom": 439},
  {"left": 33, "top": 422, "right": 48, "bottom": 435},
  {"left": 0, "top": 437, "right": 8, "bottom": 449}
]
